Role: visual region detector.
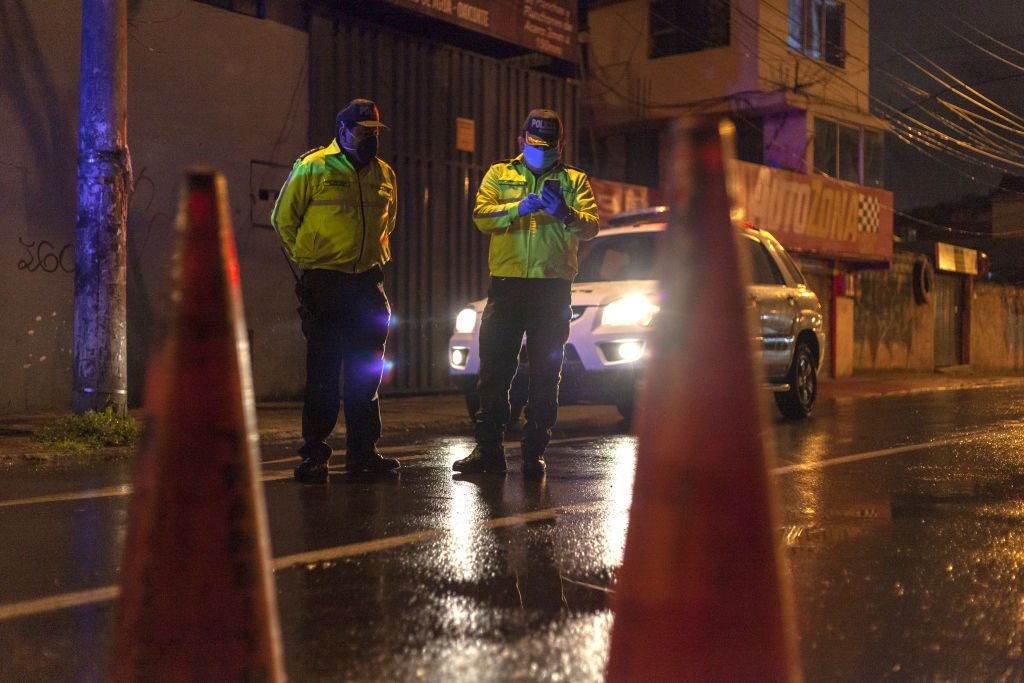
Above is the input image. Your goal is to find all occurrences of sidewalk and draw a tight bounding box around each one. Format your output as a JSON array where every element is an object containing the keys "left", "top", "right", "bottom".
[{"left": 3, "top": 370, "right": 1024, "bottom": 462}]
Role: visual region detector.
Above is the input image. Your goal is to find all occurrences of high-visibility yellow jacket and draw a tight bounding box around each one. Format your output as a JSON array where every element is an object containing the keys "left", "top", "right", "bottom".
[
  {"left": 272, "top": 139, "right": 397, "bottom": 273},
  {"left": 473, "top": 156, "right": 599, "bottom": 280}
]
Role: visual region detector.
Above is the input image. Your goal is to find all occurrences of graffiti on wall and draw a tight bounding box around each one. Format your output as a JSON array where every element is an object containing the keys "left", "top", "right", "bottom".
[
  {"left": 855, "top": 265, "right": 915, "bottom": 366},
  {"left": 17, "top": 236, "right": 73, "bottom": 274}
]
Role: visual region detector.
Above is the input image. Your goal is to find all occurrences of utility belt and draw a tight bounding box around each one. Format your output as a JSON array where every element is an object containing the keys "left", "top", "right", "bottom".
[{"left": 300, "top": 265, "right": 384, "bottom": 285}]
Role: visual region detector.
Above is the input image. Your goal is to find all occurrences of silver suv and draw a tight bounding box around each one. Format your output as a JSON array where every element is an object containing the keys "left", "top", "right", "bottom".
[{"left": 449, "top": 207, "right": 825, "bottom": 420}]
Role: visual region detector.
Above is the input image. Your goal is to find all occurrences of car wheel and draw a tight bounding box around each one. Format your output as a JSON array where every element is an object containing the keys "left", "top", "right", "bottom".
[{"left": 774, "top": 342, "right": 816, "bottom": 419}]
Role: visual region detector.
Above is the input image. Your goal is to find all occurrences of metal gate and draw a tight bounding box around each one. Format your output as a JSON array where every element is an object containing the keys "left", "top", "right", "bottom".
[
  {"left": 309, "top": 13, "right": 578, "bottom": 392},
  {"left": 933, "top": 273, "right": 963, "bottom": 367}
]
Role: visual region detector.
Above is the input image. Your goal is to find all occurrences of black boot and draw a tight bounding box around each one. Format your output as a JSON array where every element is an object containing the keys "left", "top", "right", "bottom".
[
  {"left": 522, "top": 448, "right": 546, "bottom": 478},
  {"left": 294, "top": 443, "right": 332, "bottom": 483},
  {"left": 453, "top": 445, "right": 507, "bottom": 473},
  {"left": 346, "top": 452, "right": 400, "bottom": 476}
]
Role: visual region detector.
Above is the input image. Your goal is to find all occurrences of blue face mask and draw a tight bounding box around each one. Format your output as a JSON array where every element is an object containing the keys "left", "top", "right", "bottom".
[{"left": 522, "top": 144, "right": 560, "bottom": 171}]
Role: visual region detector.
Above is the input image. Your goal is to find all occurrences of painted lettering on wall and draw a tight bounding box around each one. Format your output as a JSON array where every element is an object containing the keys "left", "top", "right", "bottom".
[
  {"left": 17, "top": 236, "right": 73, "bottom": 274},
  {"left": 729, "top": 160, "right": 893, "bottom": 262}
]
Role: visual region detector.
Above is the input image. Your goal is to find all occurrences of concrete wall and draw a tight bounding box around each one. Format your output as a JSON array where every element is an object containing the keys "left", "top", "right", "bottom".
[
  {"left": 585, "top": 0, "right": 760, "bottom": 129},
  {"left": 756, "top": 0, "right": 871, "bottom": 113},
  {"left": 585, "top": 0, "right": 872, "bottom": 130},
  {"left": 971, "top": 283, "right": 1024, "bottom": 370},
  {"left": 0, "top": 0, "right": 309, "bottom": 412},
  {"left": 854, "top": 253, "right": 934, "bottom": 370},
  {"left": 849, "top": 253, "right": 1024, "bottom": 373}
]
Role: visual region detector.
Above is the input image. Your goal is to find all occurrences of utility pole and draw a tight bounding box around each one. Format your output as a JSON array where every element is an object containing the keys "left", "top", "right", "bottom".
[{"left": 73, "top": 0, "right": 130, "bottom": 415}]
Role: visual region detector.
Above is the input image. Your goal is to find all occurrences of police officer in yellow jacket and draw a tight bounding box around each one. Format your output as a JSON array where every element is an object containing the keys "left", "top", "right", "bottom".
[
  {"left": 453, "top": 109, "right": 599, "bottom": 477},
  {"left": 272, "top": 98, "right": 400, "bottom": 482}
]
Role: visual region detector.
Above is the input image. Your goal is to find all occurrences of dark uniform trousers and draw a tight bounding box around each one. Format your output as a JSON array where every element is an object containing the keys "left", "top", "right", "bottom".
[
  {"left": 475, "top": 277, "right": 572, "bottom": 456},
  {"left": 298, "top": 267, "right": 390, "bottom": 460}
]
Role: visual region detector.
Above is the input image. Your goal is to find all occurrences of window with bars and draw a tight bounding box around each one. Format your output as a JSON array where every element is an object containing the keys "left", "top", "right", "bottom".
[
  {"left": 788, "top": 0, "right": 845, "bottom": 67},
  {"left": 649, "top": 0, "right": 731, "bottom": 59}
]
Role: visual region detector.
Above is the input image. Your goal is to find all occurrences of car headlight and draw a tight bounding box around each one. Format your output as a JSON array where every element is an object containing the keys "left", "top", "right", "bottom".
[
  {"left": 450, "top": 347, "right": 470, "bottom": 369},
  {"left": 601, "top": 294, "right": 660, "bottom": 327},
  {"left": 599, "top": 339, "right": 646, "bottom": 363},
  {"left": 454, "top": 307, "right": 478, "bottom": 334}
]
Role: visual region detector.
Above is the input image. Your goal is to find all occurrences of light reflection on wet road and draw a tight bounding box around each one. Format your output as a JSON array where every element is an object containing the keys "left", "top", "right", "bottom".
[{"left": 4, "top": 386, "right": 1024, "bottom": 680}]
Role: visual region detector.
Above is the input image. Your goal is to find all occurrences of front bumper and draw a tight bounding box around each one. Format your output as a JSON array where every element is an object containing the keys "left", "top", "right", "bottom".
[{"left": 453, "top": 343, "right": 643, "bottom": 406}]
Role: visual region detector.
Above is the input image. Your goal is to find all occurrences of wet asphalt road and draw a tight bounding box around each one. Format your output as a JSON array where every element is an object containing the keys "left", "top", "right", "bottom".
[{"left": 4, "top": 385, "right": 1024, "bottom": 681}]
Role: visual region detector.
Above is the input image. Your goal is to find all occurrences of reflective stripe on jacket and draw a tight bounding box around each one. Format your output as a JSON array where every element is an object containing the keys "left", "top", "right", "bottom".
[
  {"left": 271, "top": 139, "right": 397, "bottom": 273},
  {"left": 472, "top": 155, "right": 599, "bottom": 280}
]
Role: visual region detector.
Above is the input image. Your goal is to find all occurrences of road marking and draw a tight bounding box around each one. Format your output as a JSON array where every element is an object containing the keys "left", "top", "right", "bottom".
[
  {"left": 261, "top": 436, "right": 604, "bottom": 467},
  {"left": 262, "top": 443, "right": 438, "bottom": 466},
  {"left": 0, "top": 437, "right": 607, "bottom": 508},
  {"left": 0, "top": 504, "right": 598, "bottom": 623},
  {"left": 0, "top": 433, "right": 970, "bottom": 619},
  {"left": 0, "top": 484, "right": 133, "bottom": 508},
  {"left": 771, "top": 437, "right": 963, "bottom": 475},
  {"left": 0, "top": 586, "right": 121, "bottom": 622},
  {"left": 0, "top": 455, "right": 440, "bottom": 508}
]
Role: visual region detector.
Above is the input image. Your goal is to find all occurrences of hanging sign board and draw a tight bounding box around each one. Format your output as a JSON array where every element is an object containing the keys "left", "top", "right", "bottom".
[
  {"left": 935, "top": 242, "right": 978, "bottom": 274},
  {"left": 455, "top": 117, "right": 475, "bottom": 153},
  {"left": 383, "top": 0, "right": 577, "bottom": 63}
]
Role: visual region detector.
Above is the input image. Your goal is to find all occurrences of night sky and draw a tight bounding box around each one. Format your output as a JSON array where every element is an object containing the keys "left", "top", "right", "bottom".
[{"left": 869, "top": 0, "right": 1024, "bottom": 210}]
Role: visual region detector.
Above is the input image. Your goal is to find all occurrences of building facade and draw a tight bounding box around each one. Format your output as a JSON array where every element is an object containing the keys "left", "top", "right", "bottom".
[
  {"left": 1, "top": 0, "right": 580, "bottom": 412},
  {"left": 583, "top": 0, "right": 894, "bottom": 377}
]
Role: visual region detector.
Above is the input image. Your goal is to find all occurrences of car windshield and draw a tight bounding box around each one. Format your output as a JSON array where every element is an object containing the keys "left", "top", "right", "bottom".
[{"left": 576, "top": 231, "right": 660, "bottom": 282}]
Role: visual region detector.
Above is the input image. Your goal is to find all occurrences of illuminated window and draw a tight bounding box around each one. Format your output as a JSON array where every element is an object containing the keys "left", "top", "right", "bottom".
[
  {"left": 788, "top": 0, "right": 845, "bottom": 67},
  {"left": 649, "top": 0, "right": 731, "bottom": 59}
]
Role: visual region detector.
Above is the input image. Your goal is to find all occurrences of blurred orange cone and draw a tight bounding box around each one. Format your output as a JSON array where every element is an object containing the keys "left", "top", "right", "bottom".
[
  {"left": 606, "top": 119, "right": 801, "bottom": 682},
  {"left": 109, "top": 171, "right": 285, "bottom": 681}
]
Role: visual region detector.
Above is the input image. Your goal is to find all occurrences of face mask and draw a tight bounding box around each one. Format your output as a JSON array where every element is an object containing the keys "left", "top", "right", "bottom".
[
  {"left": 339, "top": 127, "right": 379, "bottom": 164},
  {"left": 522, "top": 144, "right": 559, "bottom": 171}
]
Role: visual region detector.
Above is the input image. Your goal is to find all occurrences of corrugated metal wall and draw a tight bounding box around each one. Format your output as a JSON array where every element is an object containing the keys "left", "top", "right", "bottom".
[{"left": 309, "top": 13, "right": 578, "bottom": 392}]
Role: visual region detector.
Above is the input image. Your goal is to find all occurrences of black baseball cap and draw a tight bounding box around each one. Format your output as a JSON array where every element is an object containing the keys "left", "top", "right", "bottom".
[
  {"left": 336, "top": 98, "right": 388, "bottom": 129},
  {"left": 522, "top": 109, "right": 563, "bottom": 148}
]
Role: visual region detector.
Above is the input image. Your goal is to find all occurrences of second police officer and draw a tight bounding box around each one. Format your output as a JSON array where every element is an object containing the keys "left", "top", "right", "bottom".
[
  {"left": 453, "top": 108, "right": 599, "bottom": 477},
  {"left": 272, "top": 98, "right": 400, "bottom": 483}
]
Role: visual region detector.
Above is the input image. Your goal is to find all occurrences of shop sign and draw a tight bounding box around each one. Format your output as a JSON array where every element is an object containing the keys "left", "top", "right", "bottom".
[
  {"left": 590, "top": 178, "right": 655, "bottom": 226},
  {"left": 383, "top": 0, "right": 577, "bottom": 63},
  {"left": 728, "top": 160, "right": 893, "bottom": 262},
  {"left": 935, "top": 242, "right": 978, "bottom": 274}
]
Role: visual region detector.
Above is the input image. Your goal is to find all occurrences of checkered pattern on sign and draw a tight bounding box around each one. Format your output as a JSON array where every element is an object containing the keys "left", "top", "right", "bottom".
[{"left": 858, "top": 195, "right": 881, "bottom": 233}]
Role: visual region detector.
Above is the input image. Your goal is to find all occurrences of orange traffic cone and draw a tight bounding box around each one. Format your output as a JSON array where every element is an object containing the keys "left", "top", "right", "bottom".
[
  {"left": 109, "top": 171, "right": 285, "bottom": 681},
  {"left": 606, "top": 119, "right": 801, "bottom": 682}
]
